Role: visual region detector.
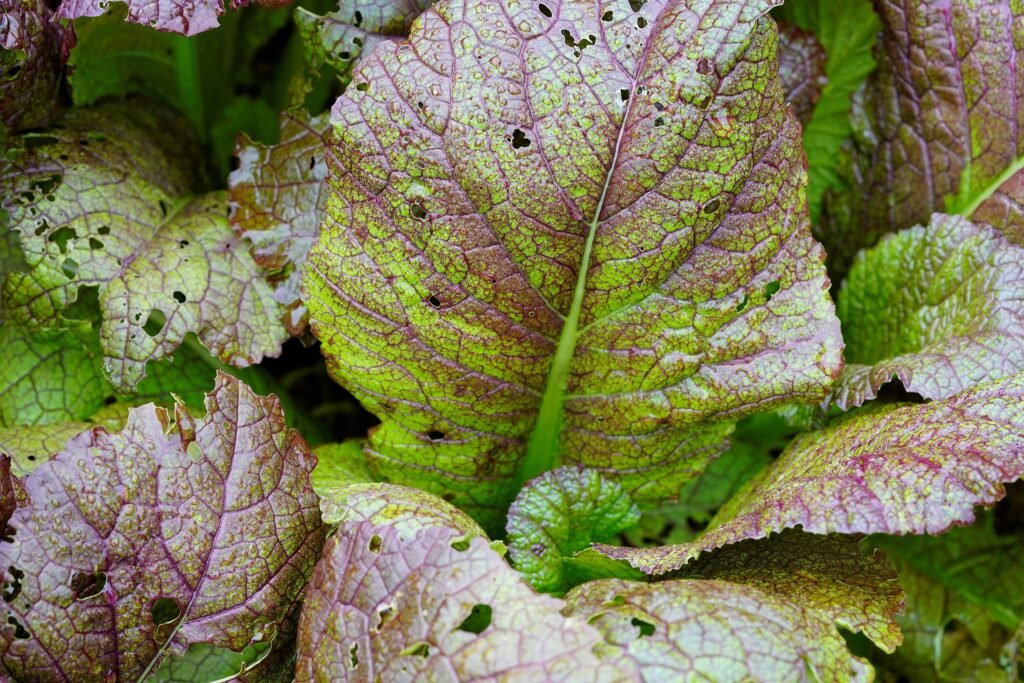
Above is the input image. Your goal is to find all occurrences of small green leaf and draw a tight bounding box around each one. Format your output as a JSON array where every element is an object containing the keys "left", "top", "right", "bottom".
[{"left": 506, "top": 466, "right": 640, "bottom": 593}]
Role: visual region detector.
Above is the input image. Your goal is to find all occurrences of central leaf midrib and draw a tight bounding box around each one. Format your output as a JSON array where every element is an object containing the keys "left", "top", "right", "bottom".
[{"left": 518, "top": 85, "right": 639, "bottom": 485}]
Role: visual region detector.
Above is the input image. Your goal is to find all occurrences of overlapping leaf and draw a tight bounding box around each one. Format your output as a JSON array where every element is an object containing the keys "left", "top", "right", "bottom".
[
  {"left": 54, "top": 0, "right": 291, "bottom": 37},
  {"left": 833, "top": 214, "right": 1024, "bottom": 408},
  {"left": 230, "top": 0, "right": 434, "bottom": 334},
  {"left": 823, "top": 0, "right": 1024, "bottom": 268},
  {"left": 0, "top": 102, "right": 287, "bottom": 392},
  {"left": 294, "top": 0, "right": 432, "bottom": 77},
  {"left": 0, "top": 0, "right": 71, "bottom": 132},
  {"left": 776, "top": 22, "right": 826, "bottom": 126},
  {"left": 598, "top": 373, "right": 1024, "bottom": 573},
  {"left": 303, "top": 0, "right": 843, "bottom": 528},
  {"left": 566, "top": 531, "right": 903, "bottom": 682},
  {"left": 0, "top": 373, "right": 325, "bottom": 681},
  {"left": 230, "top": 112, "right": 332, "bottom": 334},
  {"left": 506, "top": 466, "right": 640, "bottom": 593},
  {"left": 295, "top": 521, "right": 634, "bottom": 681},
  {"left": 773, "top": 0, "right": 879, "bottom": 222},
  {"left": 872, "top": 517, "right": 1024, "bottom": 681}
]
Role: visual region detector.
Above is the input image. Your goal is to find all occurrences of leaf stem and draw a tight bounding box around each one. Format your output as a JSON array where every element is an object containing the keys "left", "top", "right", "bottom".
[{"left": 172, "top": 36, "right": 205, "bottom": 142}]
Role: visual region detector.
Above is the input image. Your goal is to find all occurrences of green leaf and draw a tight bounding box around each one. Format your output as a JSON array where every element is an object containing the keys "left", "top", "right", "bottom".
[
  {"left": 0, "top": 373, "right": 325, "bottom": 680},
  {"left": 0, "top": 102, "right": 287, "bottom": 392},
  {"left": 871, "top": 516, "right": 1024, "bottom": 681},
  {"left": 775, "top": 0, "right": 880, "bottom": 222},
  {"left": 506, "top": 466, "right": 640, "bottom": 593},
  {"left": 310, "top": 440, "right": 373, "bottom": 494},
  {"left": 295, "top": 521, "right": 636, "bottom": 680},
  {"left": 597, "top": 373, "right": 1024, "bottom": 573},
  {"left": 620, "top": 411, "right": 790, "bottom": 548},
  {"left": 834, "top": 214, "right": 1024, "bottom": 408},
  {"left": 0, "top": 322, "right": 110, "bottom": 427},
  {"left": 148, "top": 640, "right": 274, "bottom": 683},
  {"left": 303, "top": 0, "right": 842, "bottom": 529},
  {"left": 69, "top": 4, "right": 297, "bottom": 174},
  {"left": 564, "top": 531, "right": 903, "bottom": 680}
]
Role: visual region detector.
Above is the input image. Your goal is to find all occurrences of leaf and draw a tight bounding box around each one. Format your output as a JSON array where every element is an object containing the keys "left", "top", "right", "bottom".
[
  {"left": 0, "top": 323, "right": 109, "bottom": 427},
  {"left": 148, "top": 640, "right": 274, "bottom": 683},
  {"left": 822, "top": 0, "right": 1024, "bottom": 270},
  {"left": 0, "top": 0, "right": 71, "bottom": 132},
  {"left": 295, "top": 521, "right": 635, "bottom": 681},
  {"left": 0, "top": 102, "right": 287, "bottom": 392},
  {"left": 294, "top": 0, "right": 432, "bottom": 77},
  {"left": 833, "top": 214, "right": 1024, "bottom": 408},
  {"left": 506, "top": 466, "right": 640, "bottom": 593},
  {"left": 68, "top": 5, "right": 298, "bottom": 175},
  {"left": 310, "top": 440, "right": 373, "bottom": 494},
  {"left": 564, "top": 532, "right": 903, "bottom": 682},
  {"left": 229, "top": 112, "right": 332, "bottom": 334},
  {"left": 0, "top": 455, "right": 24, "bottom": 537},
  {"left": 619, "top": 411, "right": 789, "bottom": 548},
  {"left": 776, "top": 22, "right": 827, "bottom": 126},
  {"left": 774, "top": 0, "right": 880, "bottom": 222},
  {"left": 871, "top": 517, "right": 1024, "bottom": 681},
  {"left": 596, "top": 373, "right": 1024, "bottom": 573},
  {"left": 54, "top": 0, "right": 291, "bottom": 37},
  {"left": 0, "top": 373, "right": 325, "bottom": 681},
  {"left": 303, "top": 0, "right": 843, "bottom": 528},
  {"left": 318, "top": 482, "right": 485, "bottom": 537}
]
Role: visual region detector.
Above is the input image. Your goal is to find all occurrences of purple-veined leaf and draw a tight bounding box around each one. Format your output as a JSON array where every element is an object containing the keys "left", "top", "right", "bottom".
[
  {"left": 0, "top": 373, "right": 325, "bottom": 681},
  {"left": 295, "top": 521, "right": 635, "bottom": 681},
  {"left": 776, "top": 22, "right": 827, "bottom": 126},
  {"left": 823, "top": 0, "right": 1024, "bottom": 269},
  {"left": 566, "top": 531, "right": 903, "bottom": 682},
  {"left": 0, "top": 0, "right": 71, "bottom": 132},
  {"left": 597, "top": 373, "right": 1024, "bottom": 573},
  {"left": 832, "top": 214, "right": 1024, "bottom": 408},
  {"left": 231, "top": 0, "right": 434, "bottom": 335},
  {"left": 0, "top": 102, "right": 288, "bottom": 393},
  {"left": 54, "top": 0, "right": 292, "bottom": 37},
  {"left": 302, "top": 0, "right": 843, "bottom": 529}
]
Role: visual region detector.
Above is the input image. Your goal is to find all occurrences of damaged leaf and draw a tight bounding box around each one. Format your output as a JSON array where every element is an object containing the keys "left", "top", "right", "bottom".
[
  {"left": 0, "top": 102, "right": 287, "bottom": 392},
  {"left": 303, "top": 0, "right": 842, "bottom": 528},
  {"left": 0, "top": 373, "right": 325, "bottom": 681}
]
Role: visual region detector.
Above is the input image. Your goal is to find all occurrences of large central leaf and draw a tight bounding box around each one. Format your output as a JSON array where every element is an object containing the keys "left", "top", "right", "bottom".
[{"left": 304, "top": 0, "right": 843, "bottom": 525}]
